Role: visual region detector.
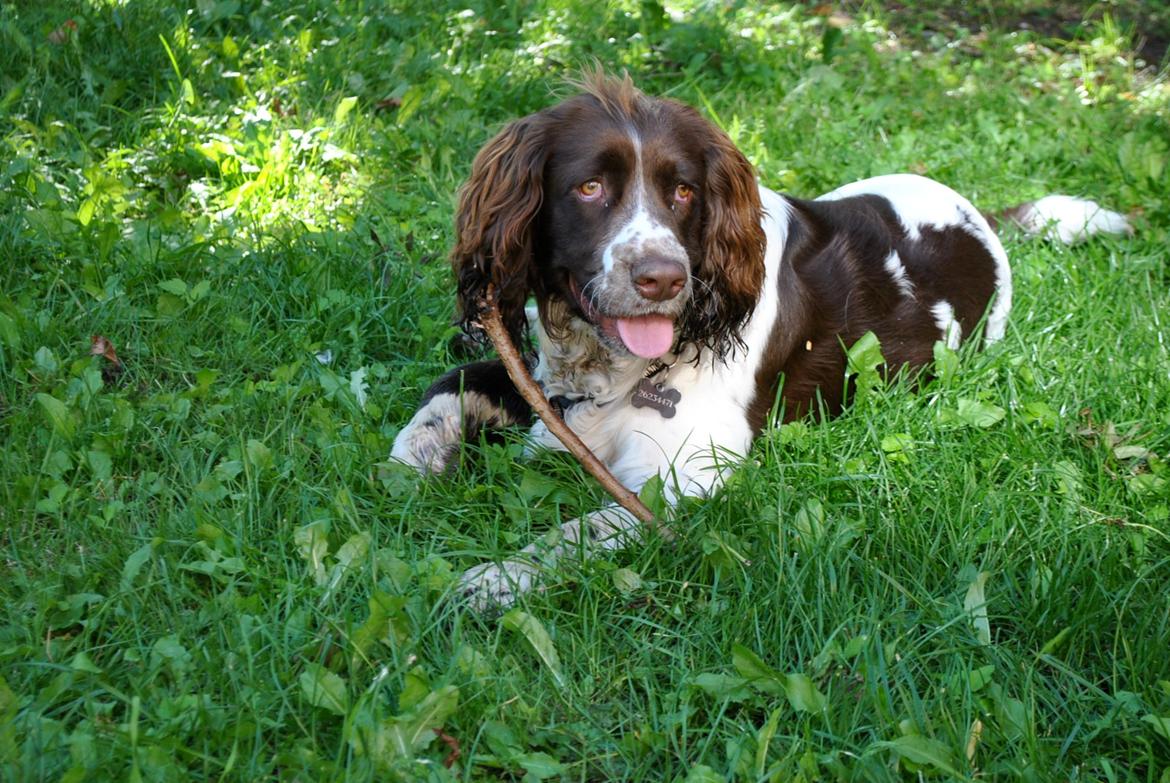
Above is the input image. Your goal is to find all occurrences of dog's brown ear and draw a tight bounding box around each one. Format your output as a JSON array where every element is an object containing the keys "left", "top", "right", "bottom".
[
  {"left": 680, "top": 125, "right": 767, "bottom": 357},
  {"left": 452, "top": 112, "right": 550, "bottom": 345}
]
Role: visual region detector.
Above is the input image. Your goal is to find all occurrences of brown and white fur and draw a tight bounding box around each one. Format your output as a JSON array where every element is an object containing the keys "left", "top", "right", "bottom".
[{"left": 391, "top": 75, "right": 1130, "bottom": 610}]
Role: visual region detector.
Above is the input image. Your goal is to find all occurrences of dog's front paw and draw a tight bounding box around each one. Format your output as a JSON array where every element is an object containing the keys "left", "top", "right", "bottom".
[
  {"left": 390, "top": 394, "right": 464, "bottom": 475},
  {"left": 458, "top": 560, "right": 540, "bottom": 612}
]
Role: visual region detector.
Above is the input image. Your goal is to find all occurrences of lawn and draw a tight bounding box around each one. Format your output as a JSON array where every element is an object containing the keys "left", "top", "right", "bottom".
[{"left": 1, "top": 1, "right": 1168, "bottom": 780}]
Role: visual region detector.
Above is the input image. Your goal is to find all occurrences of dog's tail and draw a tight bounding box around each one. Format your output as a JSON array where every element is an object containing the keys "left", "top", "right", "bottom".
[{"left": 986, "top": 195, "right": 1132, "bottom": 244}]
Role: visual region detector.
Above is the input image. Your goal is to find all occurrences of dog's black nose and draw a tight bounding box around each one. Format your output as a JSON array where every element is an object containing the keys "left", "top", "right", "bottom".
[{"left": 632, "top": 257, "right": 686, "bottom": 302}]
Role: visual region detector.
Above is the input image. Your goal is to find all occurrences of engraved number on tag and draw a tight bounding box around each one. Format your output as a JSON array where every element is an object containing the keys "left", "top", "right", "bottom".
[{"left": 631, "top": 379, "right": 681, "bottom": 418}]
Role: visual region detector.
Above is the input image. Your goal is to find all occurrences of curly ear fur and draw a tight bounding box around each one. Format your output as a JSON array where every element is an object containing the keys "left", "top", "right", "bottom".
[
  {"left": 452, "top": 113, "right": 550, "bottom": 345},
  {"left": 677, "top": 126, "right": 766, "bottom": 358}
]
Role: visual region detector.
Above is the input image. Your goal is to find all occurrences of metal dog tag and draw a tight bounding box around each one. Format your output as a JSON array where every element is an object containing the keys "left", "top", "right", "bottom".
[{"left": 631, "top": 378, "right": 681, "bottom": 418}]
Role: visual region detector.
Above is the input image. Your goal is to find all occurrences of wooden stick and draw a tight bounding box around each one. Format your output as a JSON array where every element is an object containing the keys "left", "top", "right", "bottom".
[{"left": 477, "top": 287, "right": 657, "bottom": 526}]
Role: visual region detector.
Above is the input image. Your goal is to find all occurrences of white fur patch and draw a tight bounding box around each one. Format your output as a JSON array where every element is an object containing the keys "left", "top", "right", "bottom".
[
  {"left": 1017, "top": 195, "right": 1131, "bottom": 244},
  {"left": 819, "top": 174, "right": 968, "bottom": 241},
  {"left": 600, "top": 131, "right": 684, "bottom": 272},
  {"left": 459, "top": 559, "right": 540, "bottom": 611},
  {"left": 458, "top": 505, "right": 640, "bottom": 610},
  {"left": 391, "top": 391, "right": 501, "bottom": 474},
  {"left": 931, "top": 300, "right": 963, "bottom": 350},
  {"left": 883, "top": 250, "right": 915, "bottom": 298}
]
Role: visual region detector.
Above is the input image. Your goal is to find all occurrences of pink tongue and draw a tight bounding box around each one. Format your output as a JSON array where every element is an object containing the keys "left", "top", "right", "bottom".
[{"left": 615, "top": 316, "right": 675, "bottom": 359}]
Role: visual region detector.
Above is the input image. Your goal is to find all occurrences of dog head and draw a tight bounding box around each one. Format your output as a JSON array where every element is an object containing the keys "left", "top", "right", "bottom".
[{"left": 452, "top": 74, "right": 766, "bottom": 360}]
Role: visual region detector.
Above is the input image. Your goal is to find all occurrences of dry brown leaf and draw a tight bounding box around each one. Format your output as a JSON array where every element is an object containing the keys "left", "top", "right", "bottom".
[
  {"left": 48, "top": 19, "right": 77, "bottom": 45},
  {"left": 966, "top": 718, "right": 983, "bottom": 764},
  {"left": 436, "top": 730, "right": 461, "bottom": 768},
  {"left": 90, "top": 334, "right": 122, "bottom": 367}
]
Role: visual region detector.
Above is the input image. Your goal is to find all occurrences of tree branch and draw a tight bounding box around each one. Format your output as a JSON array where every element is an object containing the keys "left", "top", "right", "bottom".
[{"left": 477, "top": 286, "right": 660, "bottom": 529}]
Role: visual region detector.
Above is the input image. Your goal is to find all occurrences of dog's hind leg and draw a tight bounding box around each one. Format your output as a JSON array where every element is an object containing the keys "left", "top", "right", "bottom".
[{"left": 391, "top": 360, "right": 531, "bottom": 474}]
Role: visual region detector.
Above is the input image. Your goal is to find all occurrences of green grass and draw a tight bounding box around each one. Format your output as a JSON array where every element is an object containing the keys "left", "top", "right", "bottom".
[{"left": 2, "top": 1, "right": 1169, "bottom": 780}]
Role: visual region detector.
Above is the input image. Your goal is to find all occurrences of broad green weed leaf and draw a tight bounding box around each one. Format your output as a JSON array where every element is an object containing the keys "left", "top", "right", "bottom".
[
  {"left": 0, "top": 312, "right": 20, "bottom": 348},
  {"left": 691, "top": 673, "right": 751, "bottom": 702},
  {"left": 932, "top": 340, "right": 959, "bottom": 382},
  {"left": 178, "top": 551, "right": 243, "bottom": 578},
  {"left": 188, "top": 279, "right": 211, "bottom": 301},
  {"left": 192, "top": 473, "right": 226, "bottom": 505},
  {"left": 778, "top": 420, "right": 809, "bottom": 449},
  {"left": 700, "top": 530, "right": 749, "bottom": 570},
  {"left": 684, "top": 764, "right": 726, "bottom": 783},
  {"left": 333, "top": 532, "right": 370, "bottom": 575},
  {"left": 503, "top": 610, "right": 566, "bottom": 689},
  {"left": 846, "top": 331, "right": 884, "bottom": 374},
  {"left": 77, "top": 197, "right": 96, "bottom": 226},
  {"left": 395, "top": 85, "right": 424, "bottom": 125},
  {"left": 1114, "top": 444, "right": 1155, "bottom": 461},
  {"left": 36, "top": 393, "right": 75, "bottom": 440},
  {"left": 784, "top": 673, "right": 827, "bottom": 713},
  {"left": 70, "top": 652, "right": 103, "bottom": 674},
  {"left": 214, "top": 458, "right": 243, "bottom": 482},
  {"left": 120, "top": 543, "right": 153, "bottom": 591},
  {"left": 883, "top": 735, "right": 961, "bottom": 776},
  {"left": 299, "top": 663, "right": 349, "bottom": 715},
  {"left": 351, "top": 592, "right": 409, "bottom": 664},
  {"left": 156, "top": 293, "right": 184, "bottom": 317},
  {"left": 1128, "top": 473, "right": 1167, "bottom": 495},
  {"left": 0, "top": 674, "right": 15, "bottom": 716},
  {"left": 398, "top": 667, "right": 431, "bottom": 712},
  {"left": 731, "top": 644, "right": 784, "bottom": 695},
  {"left": 397, "top": 685, "right": 459, "bottom": 750},
  {"left": 793, "top": 498, "right": 825, "bottom": 544},
  {"left": 1038, "top": 627, "right": 1071, "bottom": 656},
  {"left": 245, "top": 439, "right": 272, "bottom": 472},
  {"left": 843, "top": 634, "right": 870, "bottom": 658},
  {"left": 86, "top": 449, "right": 112, "bottom": 482},
  {"left": 453, "top": 644, "right": 491, "bottom": 679},
  {"left": 1142, "top": 714, "right": 1170, "bottom": 741},
  {"left": 158, "top": 278, "right": 188, "bottom": 297},
  {"left": 755, "top": 708, "right": 782, "bottom": 776},
  {"left": 1022, "top": 401, "right": 1059, "bottom": 427},
  {"left": 518, "top": 752, "right": 565, "bottom": 780},
  {"left": 481, "top": 720, "right": 523, "bottom": 760},
  {"left": 334, "top": 95, "right": 358, "bottom": 125},
  {"left": 638, "top": 474, "right": 668, "bottom": 519},
  {"left": 1053, "top": 460, "right": 1082, "bottom": 498},
  {"left": 880, "top": 432, "right": 914, "bottom": 453},
  {"left": 846, "top": 331, "right": 886, "bottom": 399},
  {"left": 955, "top": 397, "right": 1005, "bottom": 428},
  {"left": 294, "top": 521, "right": 330, "bottom": 585},
  {"left": 988, "top": 683, "right": 1029, "bottom": 740},
  {"left": 151, "top": 634, "right": 192, "bottom": 677},
  {"left": 518, "top": 470, "right": 558, "bottom": 503},
  {"left": 36, "top": 482, "right": 68, "bottom": 514},
  {"left": 34, "top": 345, "right": 58, "bottom": 373},
  {"left": 612, "top": 567, "right": 643, "bottom": 594},
  {"left": 968, "top": 665, "right": 995, "bottom": 692},
  {"left": 348, "top": 687, "right": 459, "bottom": 767},
  {"left": 180, "top": 78, "right": 195, "bottom": 105}
]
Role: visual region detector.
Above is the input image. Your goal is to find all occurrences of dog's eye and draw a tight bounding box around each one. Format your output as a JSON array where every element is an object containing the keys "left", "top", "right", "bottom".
[
  {"left": 674, "top": 183, "right": 693, "bottom": 203},
  {"left": 577, "top": 180, "right": 603, "bottom": 200}
]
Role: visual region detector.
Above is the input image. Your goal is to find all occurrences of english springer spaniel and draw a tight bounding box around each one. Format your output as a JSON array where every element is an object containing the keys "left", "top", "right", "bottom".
[{"left": 391, "top": 74, "right": 1129, "bottom": 610}]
